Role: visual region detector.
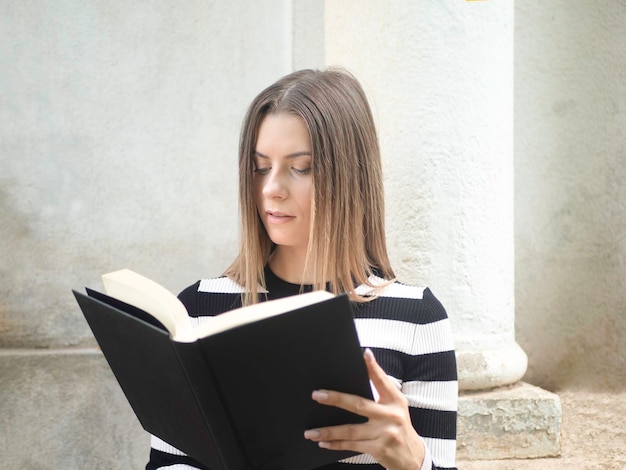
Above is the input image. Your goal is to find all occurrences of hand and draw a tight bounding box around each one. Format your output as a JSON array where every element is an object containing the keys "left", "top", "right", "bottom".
[{"left": 304, "top": 348, "right": 425, "bottom": 470}]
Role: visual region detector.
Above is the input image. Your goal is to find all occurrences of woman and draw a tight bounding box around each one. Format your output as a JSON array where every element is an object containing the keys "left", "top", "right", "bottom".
[{"left": 147, "top": 68, "right": 458, "bottom": 470}]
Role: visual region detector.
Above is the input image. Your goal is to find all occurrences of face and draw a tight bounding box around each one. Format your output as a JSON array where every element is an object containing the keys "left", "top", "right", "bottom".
[{"left": 253, "top": 113, "right": 313, "bottom": 254}]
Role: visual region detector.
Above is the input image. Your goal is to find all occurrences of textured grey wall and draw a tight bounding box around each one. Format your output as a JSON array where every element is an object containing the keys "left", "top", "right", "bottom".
[
  {"left": 1, "top": 1, "right": 292, "bottom": 349},
  {"left": 0, "top": 2, "right": 319, "bottom": 468},
  {"left": 514, "top": 1, "right": 626, "bottom": 391}
]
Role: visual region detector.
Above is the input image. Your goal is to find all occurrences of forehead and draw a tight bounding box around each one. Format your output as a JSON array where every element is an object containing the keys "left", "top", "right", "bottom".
[{"left": 255, "top": 113, "right": 311, "bottom": 152}]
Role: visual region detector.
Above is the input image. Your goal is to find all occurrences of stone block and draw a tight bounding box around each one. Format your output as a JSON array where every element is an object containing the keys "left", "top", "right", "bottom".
[
  {"left": 457, "top": 382, "right": 562, "bottom": 460},
  {"left": 0, "top": 349, "right": 146, "bottom": 470}
]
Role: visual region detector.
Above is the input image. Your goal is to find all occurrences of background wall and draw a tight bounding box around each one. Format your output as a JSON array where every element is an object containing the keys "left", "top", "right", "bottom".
[
  {"left": 1, "top": 0, "right": 624, "bottom": 468},
  {"left": 1, "top": 1, "right": 321, "bottom": 468},
  {"left": 1, "top": 0, "right": 296, "bottom": 349},
  {"left": 514, "top": 0, "right": 626, "bottom": 392}
]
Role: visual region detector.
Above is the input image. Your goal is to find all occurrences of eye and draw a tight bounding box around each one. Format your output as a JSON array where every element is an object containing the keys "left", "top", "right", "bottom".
[
  {"left": 293, "top": 167, "right": 312, "bottom": 176},
  {"left": 253, "top": 166, "right": 271, "bottom": 176}
]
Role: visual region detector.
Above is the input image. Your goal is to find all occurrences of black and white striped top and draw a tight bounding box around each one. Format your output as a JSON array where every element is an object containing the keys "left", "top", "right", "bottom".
[{"left": 147, "top": 267, "right": 458, "bottom": 470}]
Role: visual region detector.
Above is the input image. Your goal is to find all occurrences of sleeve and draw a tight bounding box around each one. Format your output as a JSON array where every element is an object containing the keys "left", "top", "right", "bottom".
[
  {"left": 418, "top": 436, "right": 433, "bottom": 470},
  {"left": 146, "top": 435, "right": 210, "bottom": 470},
  {"left": 403, "top": 288, "right": 458, "bottom": 470}
]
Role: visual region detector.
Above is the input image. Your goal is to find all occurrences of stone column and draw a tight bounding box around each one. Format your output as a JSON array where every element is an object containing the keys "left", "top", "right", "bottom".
[{"left": 325, "top": 0, "right": 560, "bottom": 460}]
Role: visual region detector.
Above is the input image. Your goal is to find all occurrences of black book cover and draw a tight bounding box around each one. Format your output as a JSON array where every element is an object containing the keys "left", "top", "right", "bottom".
[
  {"left": 75, "top": 290, "right": 242, "bottom": 470},
  {"left": 74, "top": 289, "right": 373, "bottom": 470}
]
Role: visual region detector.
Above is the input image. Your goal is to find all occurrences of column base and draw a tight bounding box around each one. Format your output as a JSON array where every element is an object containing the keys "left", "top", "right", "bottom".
[
  {"left": 456, "top": 341, "right": 529, "bottom": 390},
  {"left": 457, "top": 382, "right": 562, "bottom": 460}
]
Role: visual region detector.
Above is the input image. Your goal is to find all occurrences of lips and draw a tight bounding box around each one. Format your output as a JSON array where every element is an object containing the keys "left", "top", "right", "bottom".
[{"left": 266, "top": 210, "right": 295, "bottom": 224}]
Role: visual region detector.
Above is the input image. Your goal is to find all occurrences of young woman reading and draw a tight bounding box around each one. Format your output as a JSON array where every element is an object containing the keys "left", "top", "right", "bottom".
[{"left": 147, "top": 68, "right": 458, "bottom": 470}]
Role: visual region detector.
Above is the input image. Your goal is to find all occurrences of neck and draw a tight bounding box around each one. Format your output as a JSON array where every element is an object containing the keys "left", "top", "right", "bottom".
[{"left": 268, "top": 247, "right": 314, "bottom": 285}]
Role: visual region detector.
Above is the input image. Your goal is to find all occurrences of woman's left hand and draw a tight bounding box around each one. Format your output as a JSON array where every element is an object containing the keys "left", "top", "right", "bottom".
[{"left": 303, "top": 348, "right": 425, "bottom": 470}]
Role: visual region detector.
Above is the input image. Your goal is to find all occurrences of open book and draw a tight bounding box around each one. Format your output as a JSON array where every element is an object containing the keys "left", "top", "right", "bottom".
[
  {"left": 101, "top": 268, "right": 342, "bottom": 342},
  {"left": 73, "top": 269, "right": 373, "bottom": 470}
]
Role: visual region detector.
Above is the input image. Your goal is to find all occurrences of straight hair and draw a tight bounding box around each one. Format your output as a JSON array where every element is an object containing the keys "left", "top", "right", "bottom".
[{"left": 225, "top": 68, "right": 394, "bottom": 305}]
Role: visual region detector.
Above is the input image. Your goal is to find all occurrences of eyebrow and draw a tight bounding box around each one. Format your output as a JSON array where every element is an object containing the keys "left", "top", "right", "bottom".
[{"left": 253, "top": 151, "right": 312, "bottom": 159}]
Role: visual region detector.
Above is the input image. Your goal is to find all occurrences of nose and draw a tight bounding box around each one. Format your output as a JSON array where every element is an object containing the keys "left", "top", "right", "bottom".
[{"left": 262, "top": 168, "right": 288, "bottom": 200}]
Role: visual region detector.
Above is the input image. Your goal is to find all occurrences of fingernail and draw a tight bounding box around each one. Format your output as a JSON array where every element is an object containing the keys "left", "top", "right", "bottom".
[
  {"left": 312, "top": 390, "right": 329, "bottom": 401},
  {"left": 318, "top": 441, "right": 331, "bottom": 449},
  {"left": 364, "top": 348, "right": 374, "bottom": 361},
  {"left": 304, "top": 429, "right": 321, "bottom": 439}
]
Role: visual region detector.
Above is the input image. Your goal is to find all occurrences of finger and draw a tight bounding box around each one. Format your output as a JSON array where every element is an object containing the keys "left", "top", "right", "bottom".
[
  {"left": 304, "top": 421, "right": 382, "bottom": 444},
  {"left": 310, "top": 389, "right": 378, "bottom": 418},
  {"left": 304, "top": 427, "right": 385, "bottom": 459},
  {"left": 315, "top": 437, "right": 377, "bottom": 455},
  {"left": 304, "top": 422, "right": 379, "bottom": 443},
  {"left": 363, "top": 348, "right": 402, "bottom": 402}
]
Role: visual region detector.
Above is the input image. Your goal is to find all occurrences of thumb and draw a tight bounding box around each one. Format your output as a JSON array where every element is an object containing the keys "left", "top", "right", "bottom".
[{"left": 363, "top": 348, "right": 400, "bottom": 403}]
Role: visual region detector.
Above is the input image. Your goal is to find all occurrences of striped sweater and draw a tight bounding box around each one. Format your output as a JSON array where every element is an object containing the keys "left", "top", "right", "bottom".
[{"left": 147, "top": 267, "right": 458, "bottom": 470}]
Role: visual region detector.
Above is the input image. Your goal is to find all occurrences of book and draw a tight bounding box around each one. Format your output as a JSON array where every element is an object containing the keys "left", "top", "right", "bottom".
[{"left": 73, "top": 269, "right": 373, "bottom": 470}]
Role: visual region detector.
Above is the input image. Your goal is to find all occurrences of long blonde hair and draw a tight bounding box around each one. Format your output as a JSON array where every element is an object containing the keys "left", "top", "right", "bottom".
[{"left": 225, "top": 68, "right": 394, "bottom": 305}]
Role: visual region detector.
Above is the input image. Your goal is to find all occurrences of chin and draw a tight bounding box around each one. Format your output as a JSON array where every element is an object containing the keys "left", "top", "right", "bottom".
[{"left": 268, "top": 235, "right": 307, "bottom": 249}]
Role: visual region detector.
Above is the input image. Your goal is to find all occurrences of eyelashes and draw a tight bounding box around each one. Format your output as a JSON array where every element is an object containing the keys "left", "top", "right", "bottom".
[{"left": 253, "top": 167, "right": 312, "bottom": 176}]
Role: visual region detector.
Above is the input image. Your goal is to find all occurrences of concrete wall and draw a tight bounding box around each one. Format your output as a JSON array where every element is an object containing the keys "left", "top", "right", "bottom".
[
  {"left": 1, "top": 1, "right": 321, "bottom": 468},
  {"left": 1, "top": 0, "right": 290, "bottom": 350},
  {"left": 514, "top": 1, "right": 626, "bottom": 392}
]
